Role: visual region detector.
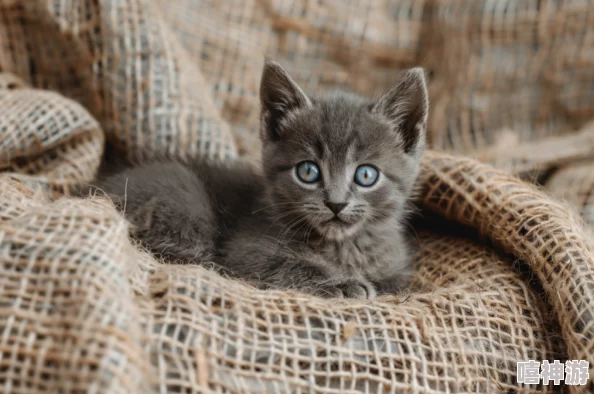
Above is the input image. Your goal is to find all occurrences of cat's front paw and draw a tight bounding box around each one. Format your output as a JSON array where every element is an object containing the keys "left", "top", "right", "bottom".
[{"left": 315, "top": 279, "right": 377, "bottom": 300}]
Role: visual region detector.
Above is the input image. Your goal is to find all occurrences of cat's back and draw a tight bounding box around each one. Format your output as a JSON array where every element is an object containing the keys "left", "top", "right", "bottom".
[
  {"left": 87, "top": 157, "right": 265, "bottom": 263},
  {"left": 92, "top": 157, "right": 264, "bottom": 225},
  {"left": 188, "top": 158, "right": 265, "bottom": 224}
]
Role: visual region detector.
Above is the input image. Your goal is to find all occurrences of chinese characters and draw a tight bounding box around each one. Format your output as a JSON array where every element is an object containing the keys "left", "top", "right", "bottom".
[{"left": 517, "top": 360, "right": 589, "bottom": 386}]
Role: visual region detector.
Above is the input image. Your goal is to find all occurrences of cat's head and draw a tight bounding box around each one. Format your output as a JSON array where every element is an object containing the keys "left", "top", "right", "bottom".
[{"left": 258, "top": 60, "right": 428, "bottom": 241}]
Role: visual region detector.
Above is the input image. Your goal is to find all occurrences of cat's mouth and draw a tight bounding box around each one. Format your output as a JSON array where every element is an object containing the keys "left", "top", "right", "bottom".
[
  {"left": 323, "top": 215, "right": 360, "bottom": 230},
  {"left": 326, "top": 216, "right": 348, "bottom": 225}
]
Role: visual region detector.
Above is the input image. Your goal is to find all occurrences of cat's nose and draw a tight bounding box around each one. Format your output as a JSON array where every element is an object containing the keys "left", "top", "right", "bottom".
[{"left": 324, "top": 201, "right": 348, "bottom": 215}]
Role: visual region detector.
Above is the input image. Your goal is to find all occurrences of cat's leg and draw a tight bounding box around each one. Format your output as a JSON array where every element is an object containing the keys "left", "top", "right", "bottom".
[
  {"left": 127, "top": 195, "right": 216, "bottom": 263},
  {"left": 223, "top": 245, "right": 377, "bottom": 299},
  {"left": 312, "top": 277, "right": 377, "bottom": 299},
  {"left": 89, "top": 162, "right": 217, "bottom": 263},
  {"left": 266, "top": 259, "right": 377, "bottom": 299}
]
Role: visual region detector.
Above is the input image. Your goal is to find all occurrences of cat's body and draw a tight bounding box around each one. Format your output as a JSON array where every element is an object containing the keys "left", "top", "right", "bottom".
[{"left": 92, "top": 61, "right": 429, "bottom": 299}]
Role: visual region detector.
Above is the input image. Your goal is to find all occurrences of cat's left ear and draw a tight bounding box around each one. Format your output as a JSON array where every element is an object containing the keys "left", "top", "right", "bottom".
[{"left": 372, "top": 68, "right": 429, "bottom": 153}]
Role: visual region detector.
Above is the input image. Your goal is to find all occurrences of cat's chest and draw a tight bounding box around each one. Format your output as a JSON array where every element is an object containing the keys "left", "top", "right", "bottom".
[{"left": 315, "top": 235, "right": 387, "bottom": 276}]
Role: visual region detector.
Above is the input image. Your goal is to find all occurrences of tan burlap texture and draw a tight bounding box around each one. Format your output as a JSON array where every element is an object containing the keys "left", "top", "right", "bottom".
[{"left": 1, "top": 1, "right": 593, "bottom": 393}]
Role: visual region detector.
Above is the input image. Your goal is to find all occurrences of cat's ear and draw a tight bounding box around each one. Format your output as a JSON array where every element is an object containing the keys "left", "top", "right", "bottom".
[
  {"left": 372, "top": 68, "right": 429, "bottom": 153},
  {"left": 259, "top": 59, "right": 311, "bottom": 141}
]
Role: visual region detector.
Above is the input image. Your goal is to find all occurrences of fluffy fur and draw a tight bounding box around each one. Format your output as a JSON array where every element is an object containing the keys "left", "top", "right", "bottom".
[{"left": 90, "top": 60, "right": 429, "bottom": 299}]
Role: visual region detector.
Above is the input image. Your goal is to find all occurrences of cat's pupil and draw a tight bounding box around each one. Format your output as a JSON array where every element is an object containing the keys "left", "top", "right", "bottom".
[
  {"left": 354, "top": 165, "right": 379, "bottom": 187},
  {"left": 296, "top": 161, "right": 321, "bottom": 183}
]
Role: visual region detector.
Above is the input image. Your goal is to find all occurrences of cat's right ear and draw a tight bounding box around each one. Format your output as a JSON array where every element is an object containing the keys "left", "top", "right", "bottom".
[{"left": 259, "top": 60, "right": 311, "bottom": 141}]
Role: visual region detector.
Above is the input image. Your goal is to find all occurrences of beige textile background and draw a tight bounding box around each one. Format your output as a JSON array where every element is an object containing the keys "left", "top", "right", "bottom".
[{"left": 0, "top": 0, "right": 593, "bottom": 393}]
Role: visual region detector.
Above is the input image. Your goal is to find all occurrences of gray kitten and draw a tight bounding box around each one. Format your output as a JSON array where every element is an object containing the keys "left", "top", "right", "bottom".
[{"left": 92, "top": 60, "right": 429, "bottom": 299}]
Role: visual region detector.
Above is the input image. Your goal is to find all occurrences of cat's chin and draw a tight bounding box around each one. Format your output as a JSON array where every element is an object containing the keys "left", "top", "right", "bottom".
[{"left": 316, "top": 219, "right": 362, "bottom": 241}]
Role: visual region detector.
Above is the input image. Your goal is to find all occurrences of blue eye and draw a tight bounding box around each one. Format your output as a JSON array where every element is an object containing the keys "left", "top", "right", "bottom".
[
  {"left": 354, "top": 165, "right": 379, "bottom": 187},
  {"left": 296, "top": 161, "right": 321, "bottom": 183}
]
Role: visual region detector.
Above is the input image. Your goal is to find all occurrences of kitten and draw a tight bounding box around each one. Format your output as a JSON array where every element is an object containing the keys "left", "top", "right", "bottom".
[{"left": 91, "top": 60, "right": 429, "bottom": 299}]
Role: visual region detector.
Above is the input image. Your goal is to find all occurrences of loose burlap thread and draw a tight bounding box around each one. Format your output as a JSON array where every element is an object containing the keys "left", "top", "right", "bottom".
[{"left": 1, "top": 0, "right": 594, "bottom": 393}]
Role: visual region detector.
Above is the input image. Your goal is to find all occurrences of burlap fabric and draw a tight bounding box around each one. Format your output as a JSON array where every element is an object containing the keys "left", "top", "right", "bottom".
[{"left": 1, "top": 1, "right": 593, "bottom": 393}]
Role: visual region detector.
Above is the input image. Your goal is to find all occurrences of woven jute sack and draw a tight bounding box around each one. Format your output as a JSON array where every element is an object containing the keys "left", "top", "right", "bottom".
[
  {"left": 1, "top": 151, "right": 593, "bottom": 393},
  {"left": 1, "top": 0, "right": 594, "bottom": 393},
  {"left": 1, "top": 0, "right": 593, "bottom": 160},
  {"left": 2, "top": 0, "right": 594, "bottom": 228},
  {"left": 0, "top": 0, "right": 238, "bottom": 163},
  {"left": 2, "top": 79, "right": 592, "bottom": 393},
  {"left": 0, "top": 73, "right": 104, "bottom": 196}
]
